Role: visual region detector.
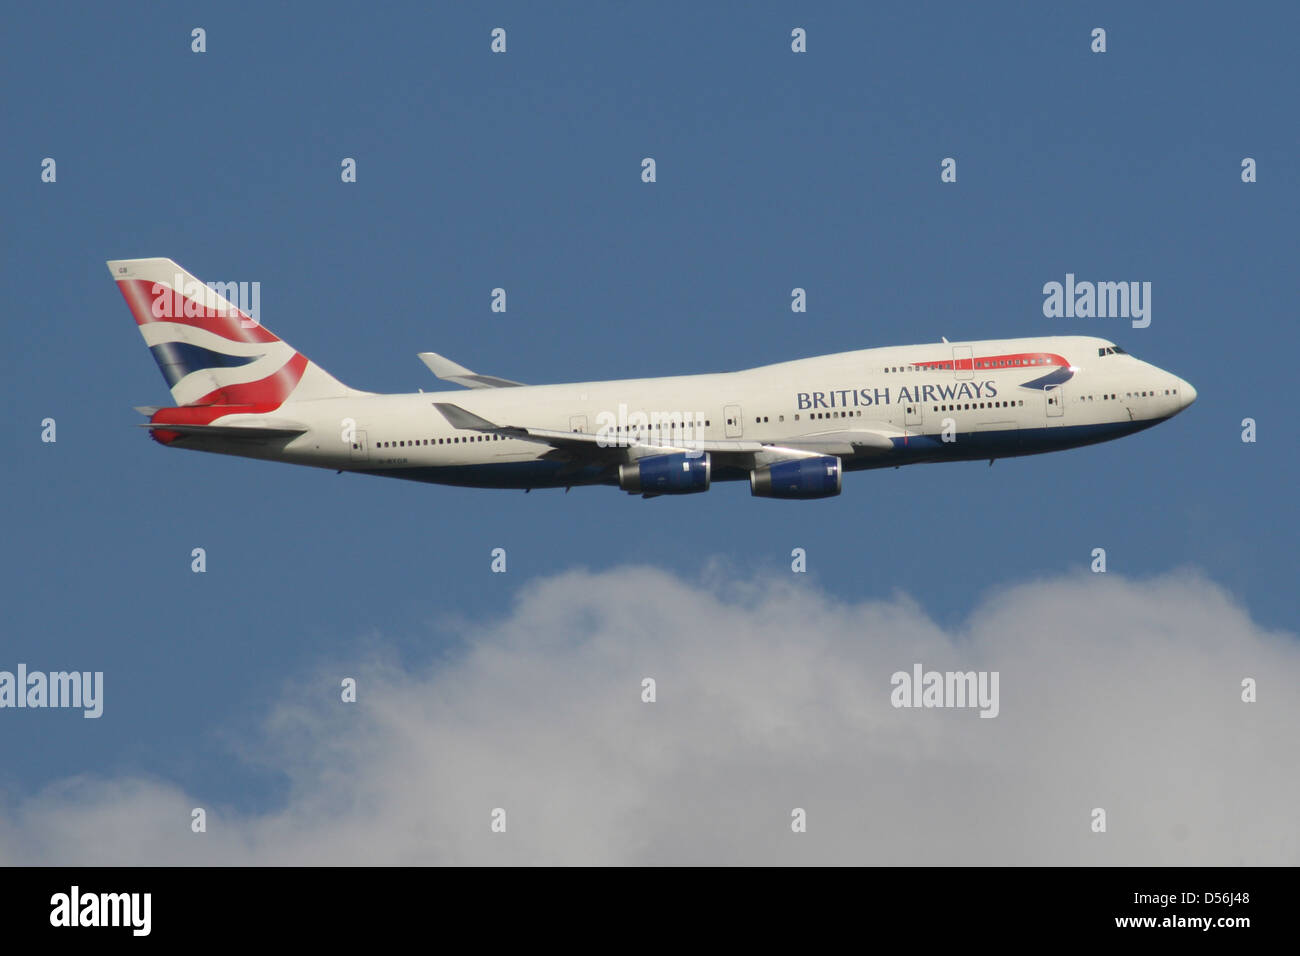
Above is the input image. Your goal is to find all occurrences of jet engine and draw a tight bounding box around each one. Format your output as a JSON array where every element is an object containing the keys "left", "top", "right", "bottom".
[
  {"left": 750, "top": 456, "right": 842, "bottom": 499},
  {"left": 619, "top": 452, "right": 711, "bottom": 495}
]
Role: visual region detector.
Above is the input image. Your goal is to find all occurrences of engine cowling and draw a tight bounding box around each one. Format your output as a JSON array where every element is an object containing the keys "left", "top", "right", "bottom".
[
  {"left": 619, "top": 452, "right": 711, "bottom": 495},
  {"left": 750, "top": 456, "right": 842, "bottom": 499}
]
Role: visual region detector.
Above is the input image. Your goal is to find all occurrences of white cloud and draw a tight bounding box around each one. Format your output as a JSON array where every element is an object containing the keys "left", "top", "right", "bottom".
[{"left": 2, "top": 566, "right": 1296, "bottom": 865}]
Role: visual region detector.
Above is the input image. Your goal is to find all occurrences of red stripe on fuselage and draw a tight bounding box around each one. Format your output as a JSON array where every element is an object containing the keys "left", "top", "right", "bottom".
[{"left": 914, "top": 351, "right": 1069, "bottom": 372}]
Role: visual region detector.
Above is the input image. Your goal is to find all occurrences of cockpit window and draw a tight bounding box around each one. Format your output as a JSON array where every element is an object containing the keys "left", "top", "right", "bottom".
[{"left": 1097, "top": 345, "right": 1129, "bottom": 356}]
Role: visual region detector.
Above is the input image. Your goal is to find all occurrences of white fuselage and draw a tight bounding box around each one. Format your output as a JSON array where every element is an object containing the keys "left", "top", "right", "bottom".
[{"left": 170, "top": 334, "right": 1196, "bottom": 492}]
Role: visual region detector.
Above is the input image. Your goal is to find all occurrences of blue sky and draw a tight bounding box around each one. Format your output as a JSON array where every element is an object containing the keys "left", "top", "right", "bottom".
[{"left": 2, "top": 2, "right": 1296, "bottom": 845}]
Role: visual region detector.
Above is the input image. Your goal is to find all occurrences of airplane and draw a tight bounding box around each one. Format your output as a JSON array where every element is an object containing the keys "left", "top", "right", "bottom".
[{"left": 108, "top": 258, "right": 1196, "bottom": 500}]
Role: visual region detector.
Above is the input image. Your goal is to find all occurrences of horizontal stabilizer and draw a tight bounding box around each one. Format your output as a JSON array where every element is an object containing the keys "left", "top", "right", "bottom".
[
  {"left": 138, "top": 422, "right": 306, "bottom": 441},
  {"left": 418, "top": 352, "right": 525, "bottom": 389}
]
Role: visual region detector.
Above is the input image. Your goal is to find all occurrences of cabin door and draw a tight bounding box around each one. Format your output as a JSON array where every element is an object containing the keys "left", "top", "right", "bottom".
[
  {"left": 724, "top": 405, "right": 743, "bottom": 438},
  {"left": 952, "top": 345, "right": 973, "bottom": 381},
  {"left": 1045, "top": 384, "right": 1064, "bottom": 418}
]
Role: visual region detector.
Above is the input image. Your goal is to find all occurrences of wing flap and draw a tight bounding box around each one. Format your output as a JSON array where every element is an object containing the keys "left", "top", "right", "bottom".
[{"left": 779, "top": 429, "right": 897, "bottom": 455}]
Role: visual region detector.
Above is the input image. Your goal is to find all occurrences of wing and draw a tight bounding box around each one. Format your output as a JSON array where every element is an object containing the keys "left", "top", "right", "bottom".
[
  {"left": 431, "top": 403, "right": 899, "bottom": 467},
  {"left": 418, "top": 352, "right": 525, "bottom": 389},
  {"left": 774, "top": 429, "right": 897, "bottom": 456}
]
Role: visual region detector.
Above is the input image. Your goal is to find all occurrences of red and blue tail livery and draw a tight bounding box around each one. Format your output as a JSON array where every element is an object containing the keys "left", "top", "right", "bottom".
[{"left": 110, "top": 258, "right": 360, "bottom": 438}]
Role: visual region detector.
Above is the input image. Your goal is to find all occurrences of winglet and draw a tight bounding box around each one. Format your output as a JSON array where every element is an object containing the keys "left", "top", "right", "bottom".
[
  {"left": 418, "top": 352, "right": 525, "bottom": 389},
  {"left": 419, "top": 352, "right": 475, "bottom": 378}
]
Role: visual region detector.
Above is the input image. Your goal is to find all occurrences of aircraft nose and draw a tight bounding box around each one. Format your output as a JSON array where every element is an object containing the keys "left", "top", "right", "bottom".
[{"left": 1180, "top": 379, "right": 1197, "bottom": 408}]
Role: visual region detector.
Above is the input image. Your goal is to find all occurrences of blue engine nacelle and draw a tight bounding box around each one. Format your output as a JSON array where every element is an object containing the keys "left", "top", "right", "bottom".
[
  {"left": 750, "top": 456, "right": 842, "bottom": 499},
  {"left": 619, "top": 452, "right": 711, "bottom": 495}
]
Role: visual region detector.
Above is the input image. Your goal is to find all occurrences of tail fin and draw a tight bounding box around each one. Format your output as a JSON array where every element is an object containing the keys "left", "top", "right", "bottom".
[{"left": 107, "top": 258, "right": 359, "bottom": 407}]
